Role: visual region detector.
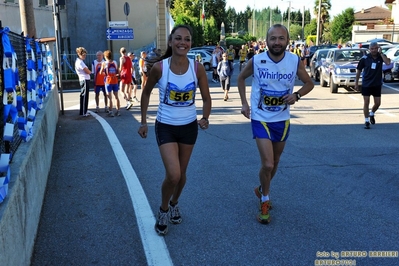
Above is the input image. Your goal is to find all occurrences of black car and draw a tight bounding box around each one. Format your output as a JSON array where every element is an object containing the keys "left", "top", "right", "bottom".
[
  {"left": 308, "top": 44, "right": 337, "bottom": 59},
  {"left": 309, "top": 49, "right": 330, "bottom": 81}
]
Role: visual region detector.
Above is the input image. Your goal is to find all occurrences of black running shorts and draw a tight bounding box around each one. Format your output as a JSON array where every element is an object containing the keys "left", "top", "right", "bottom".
[{"left": 155, "top": 119, "right": 198, "bottom": 146}]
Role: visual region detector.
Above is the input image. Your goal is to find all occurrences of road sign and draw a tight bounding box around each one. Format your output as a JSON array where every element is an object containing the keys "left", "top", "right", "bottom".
[
  {"left": 124, "top": 2, "right": 130, "bottom": 16},
  {"left": 106, "top": 28, "right": 134, "bottom": 40},
  {"left": 108, "top": 21, "right": 128, "bottom": 27}
]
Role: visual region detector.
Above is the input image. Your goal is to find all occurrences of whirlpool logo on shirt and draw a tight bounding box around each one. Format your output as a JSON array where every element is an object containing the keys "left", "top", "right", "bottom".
[{"left": 258, "top": 68, "right": 294, "bottom": 81}]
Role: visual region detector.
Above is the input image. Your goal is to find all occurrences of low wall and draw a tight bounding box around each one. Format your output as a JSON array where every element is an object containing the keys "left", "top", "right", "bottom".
[{"left": 0, "top": 87, "right": 60, "bottom": 265}]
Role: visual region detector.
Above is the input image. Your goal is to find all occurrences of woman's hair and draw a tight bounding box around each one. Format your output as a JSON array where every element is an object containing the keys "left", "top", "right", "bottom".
[
  {"left": 161, "top": 24, "right": 193, "bottom": 60},
  {"left": 76, "top": 47, "right": 87, "bottom": 55},
  {"left": 145, "top": 24, "right": 194, "bottom": 73},
  {"left": 103, "top": 50, "right": 113, "bottom": 60}
]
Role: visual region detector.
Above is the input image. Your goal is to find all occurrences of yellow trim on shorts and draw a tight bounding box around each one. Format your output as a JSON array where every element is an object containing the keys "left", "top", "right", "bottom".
[
  {"left": 260, "top": 121, "right": 271, "bottom": 138},
  {"left": 260, "top": 120, "right": 290, "bottom": 141},
  {"left": 281, "top": 120, "right": 290, "bottom": 141}
]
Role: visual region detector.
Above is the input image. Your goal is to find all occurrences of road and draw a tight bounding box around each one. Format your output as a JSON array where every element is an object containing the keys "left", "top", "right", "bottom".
[{"left": 31, "top": 64, "right": 399, "bottom": 266}]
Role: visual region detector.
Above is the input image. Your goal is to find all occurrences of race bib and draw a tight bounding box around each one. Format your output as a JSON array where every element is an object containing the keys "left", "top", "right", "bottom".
[{"left": 163, "top": 82, "right": 196, "bottom": 107}]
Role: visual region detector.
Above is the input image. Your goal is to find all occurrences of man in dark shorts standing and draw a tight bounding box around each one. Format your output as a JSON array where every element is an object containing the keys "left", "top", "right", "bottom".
[{"left": 355, "top": 42, "right": 391, "bottom": 129}]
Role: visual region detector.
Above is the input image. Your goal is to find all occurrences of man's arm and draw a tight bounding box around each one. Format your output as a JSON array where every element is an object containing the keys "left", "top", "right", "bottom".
[
  {"left": 379, "top": 47, "right": 391, "bottom": 65},
  {"left": 237, "top": 58, "right": 254, "bottom": 119},
  {"left": 295, "top": 61, "right": 314, "bottom": 97}
]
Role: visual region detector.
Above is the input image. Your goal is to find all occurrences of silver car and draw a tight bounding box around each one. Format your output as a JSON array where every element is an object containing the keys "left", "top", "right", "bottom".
[{"left": 320, "top": 48, "right": 369, "bottom": 93}]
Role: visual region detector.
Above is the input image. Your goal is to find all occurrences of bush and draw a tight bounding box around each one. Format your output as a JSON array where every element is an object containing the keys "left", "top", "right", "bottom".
[{"left": 226, "top": 37, "right": 246, "bottom": 48}]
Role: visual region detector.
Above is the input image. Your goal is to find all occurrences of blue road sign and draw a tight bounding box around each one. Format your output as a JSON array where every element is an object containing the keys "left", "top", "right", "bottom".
[{"left": 106, "top": 28, "right": 134, "bottom": 40}]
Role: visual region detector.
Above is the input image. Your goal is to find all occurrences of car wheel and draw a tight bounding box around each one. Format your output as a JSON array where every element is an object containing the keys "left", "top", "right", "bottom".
[
  {"left": 320, "top": 71, "right": 327, "bottom": 87},
  {"left": 383, "top": 71, "right": 393, "bottom": 83},
  {"left": 329, "top": 75, "right": 338, "bottom": 93},
  {"left": 203, "top": 63, "right": 210, "bottom": 71},
  {"left": 315, "top": 70, "right": 320, "bottom": 82}
]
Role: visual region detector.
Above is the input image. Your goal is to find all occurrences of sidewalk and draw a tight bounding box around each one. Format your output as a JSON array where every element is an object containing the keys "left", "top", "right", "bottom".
[{"left": 30, "top": 110, "right": 147, "bottom": 265}]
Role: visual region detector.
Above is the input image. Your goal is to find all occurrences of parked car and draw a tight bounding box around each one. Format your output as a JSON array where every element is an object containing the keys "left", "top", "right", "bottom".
[
  {"left": 308, "top": 44, "right": 337, "bottom": 59},
  {"left": 319, "top": 48, "right": 369, "bottom": 93},
  {"left": 382, "top": 46, "right": 399, "bottom": 82},
  {"left": 381, "top": 44, "right": 398, "bottom": 54},
  {"left": 366, "top": 38, "right": 399, "bottom": 44},
  {"left": 356, "top": 41, "right": 393, "bottom": 49},
  {"left": 188, "top": 49, "right": 212, "bottom": 71},
  {"left": 191, "top": 45, "right": 225, "bottom": 54},
  {"left": 392, "top": 56, "right": 399, "bottom": 80},
  {"left": 309, "top": 48, "right": 330, "bottom": 81}
]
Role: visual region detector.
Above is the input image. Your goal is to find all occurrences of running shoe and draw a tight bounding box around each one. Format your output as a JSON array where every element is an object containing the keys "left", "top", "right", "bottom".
[
  {"left": 364, "top": 121, "right": 370, "bottom": 129},
  {"left": 155, "top": 208, "right": 169, "bottom": 235},
  {"left": 107, "top": 110, "right": 114, "bottom": 117},
  {"left": 132, "top": 96, "right": 140, "bottom": 103},
  {"left": 126, "top": 102, "right": 133, "bottom": 110},
  {"left": 369, "top": 115, "right": 375, "bottom": 125},
  {"left": 105, "top": 107, "right": 109, "bottom": 113},
  {"left": 95, "top": 107, "right": 99, "bottom": 113},
  {"left": 115, "top": 110, "right": 121, "bottom": 116},
  {"left": 257, "top": 201, "right": 271, "bottom": 224},
  {"left": 169, "top": 202, "right": 182, "bottom": 224},
  {"left": 254, "top": 186, "right": 273, "bottom": 210}
]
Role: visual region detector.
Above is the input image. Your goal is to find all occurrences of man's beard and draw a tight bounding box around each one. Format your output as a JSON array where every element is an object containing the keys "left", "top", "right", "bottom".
[{"left": 268, "top": 46, "right": 286, "bottom": 56}]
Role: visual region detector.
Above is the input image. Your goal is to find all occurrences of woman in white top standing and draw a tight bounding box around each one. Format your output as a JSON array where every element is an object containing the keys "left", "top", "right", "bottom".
[
  {"left": 138, "top": 25, "right": 211, "bottom": 236},
  {"left": 75, "top": 47, "right": 91, "bottom": 116}
]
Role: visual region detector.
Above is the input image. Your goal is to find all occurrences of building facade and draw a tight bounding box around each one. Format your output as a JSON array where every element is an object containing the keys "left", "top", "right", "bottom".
[
  {"left": 0, "top": 0, "right": 171, "bottom": 56},
  {"left": 352, "top": 2, "right": 399, "bottom": 43}
]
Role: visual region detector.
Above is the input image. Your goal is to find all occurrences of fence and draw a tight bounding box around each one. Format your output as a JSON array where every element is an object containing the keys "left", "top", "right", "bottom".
[
  {"left": 0, "top": 26, "right": 54, "bottom": 203},
  {"left": 59, "top": 42, "right": 156, "bottom": 83}
]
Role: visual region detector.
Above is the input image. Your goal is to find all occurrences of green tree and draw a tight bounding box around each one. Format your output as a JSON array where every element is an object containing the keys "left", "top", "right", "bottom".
[
  {"left": 304, "top": 18, "right": 317, "bottom": 37},
  {"left": 174, "top": 14, "right": 203, "bottom": 46},
  {"left": 289, "top": 24, "right": 303, "bottom": 41},
  {"left": 170, "top": 0, "right": 229, "bottom": 45},
  {"left": 331, "top": 8, "right": 355, "bottom": 43},
  {"left": 203, "top": 16, "right": 220, "bottom": 45}
]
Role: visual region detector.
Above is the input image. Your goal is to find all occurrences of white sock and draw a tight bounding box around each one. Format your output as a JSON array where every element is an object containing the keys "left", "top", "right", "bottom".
[
  {"left": 369, "top": 112, "right": 374, "bottom": 116},
  {"left": 365, "top": 118, "right": 370, "bottom": 122},
  {"left": 261, "top": 195, "right": 270, "bottom": 202}
]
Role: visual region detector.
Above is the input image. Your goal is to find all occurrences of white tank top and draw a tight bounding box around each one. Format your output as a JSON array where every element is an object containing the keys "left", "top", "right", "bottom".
[
  {"left": 156, "top": 58, "right": 198, "bottom": 125},
  {"left": 250, "top": 51, "right": 299, "bottom": 122}
]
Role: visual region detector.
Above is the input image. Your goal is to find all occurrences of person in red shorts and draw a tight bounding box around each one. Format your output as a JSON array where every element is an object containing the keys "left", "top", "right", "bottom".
[{"left": 119, "top": 47, "right": 133, "bottom": 109}]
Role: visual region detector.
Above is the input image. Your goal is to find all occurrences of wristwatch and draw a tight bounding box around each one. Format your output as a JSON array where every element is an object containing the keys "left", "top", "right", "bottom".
[{"left": 294, "top": 92, "right": 301, "bottom": 101}]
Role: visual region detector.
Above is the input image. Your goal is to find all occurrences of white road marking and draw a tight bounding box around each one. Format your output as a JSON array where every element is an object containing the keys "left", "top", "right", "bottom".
[
  {"left": 88, "top": 111, "right": 173, "bottom": 266},
  {"left": 348, "top": 95, "right": 358, "bottom": 101},
  {"left": 384, "top": 83, "right": 399, "bottom": 92},
  {"left": 347, "top": 87, "right": 397, "bottom": 117}
]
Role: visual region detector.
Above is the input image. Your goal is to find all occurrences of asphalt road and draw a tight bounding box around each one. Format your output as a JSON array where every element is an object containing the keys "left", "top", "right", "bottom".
[{"left": 31, "top": 64, "right": 399, "bottom": 266}]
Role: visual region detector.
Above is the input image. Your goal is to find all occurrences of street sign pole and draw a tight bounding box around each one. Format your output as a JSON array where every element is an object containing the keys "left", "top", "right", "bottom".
[{"left": 124, "top": 2, "right": 130, "bottom": 49}]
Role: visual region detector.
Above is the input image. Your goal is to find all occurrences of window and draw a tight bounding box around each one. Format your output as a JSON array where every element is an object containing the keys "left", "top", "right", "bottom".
[
  {"left": 383, "top": 34, "right": 391, "bottom": 41},
  {"left": 39, "top": 0, "right": 48, "bottom": 7},
  {"left": 4, "top": 0, "right": 14, "bottom": 3}
]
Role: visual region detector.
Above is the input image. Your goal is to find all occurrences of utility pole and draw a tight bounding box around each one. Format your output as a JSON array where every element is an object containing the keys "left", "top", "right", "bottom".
[
  {"left": 270, "top": 5, "right": 273, "bottom": 29},
  {"left": 302, "top": 6, "right": 305, "bottom": 40},
  {"left": 19, "top": 0, "right": 37, "bottom": 37},
  {"left": 52, "top": 0, "right": 64, "bottom": 114},
  {"left": 287, "top": 1, "right": 291, "bottom": 34},
  {"left": 316, "top": 0, "right": 322, "bottom": 45}
]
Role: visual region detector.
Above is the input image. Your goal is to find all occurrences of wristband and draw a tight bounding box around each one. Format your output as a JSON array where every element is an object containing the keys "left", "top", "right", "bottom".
[
  {"left": 294, "top": 92, "right": 301, "bottom": 101},
  {"left": 201, "top": 117, "right": 208, "bottom": 123}
]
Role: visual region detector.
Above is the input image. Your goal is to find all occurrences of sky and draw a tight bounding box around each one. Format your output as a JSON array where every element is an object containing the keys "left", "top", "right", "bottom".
[{"left": 225, "top": 0, "right": 388, "bottom": 18}]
